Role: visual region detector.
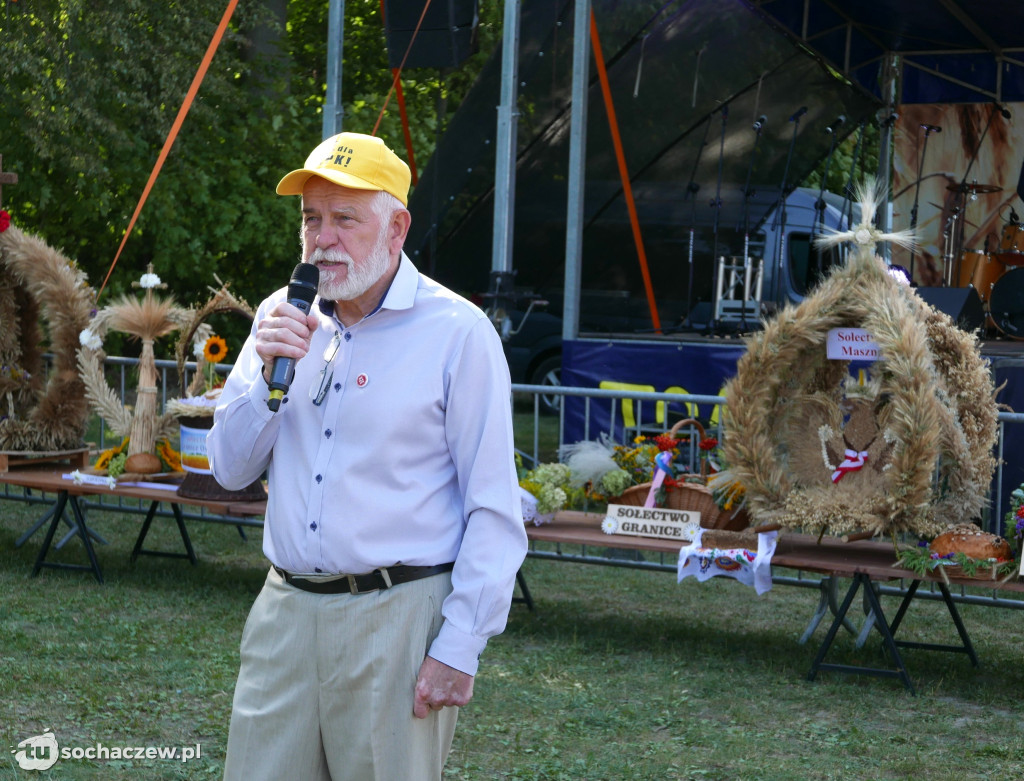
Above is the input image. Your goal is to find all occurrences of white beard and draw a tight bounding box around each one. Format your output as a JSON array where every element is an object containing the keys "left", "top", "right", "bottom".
[{"left": 308, "top": 228, "right": 392, "bottom": 301}]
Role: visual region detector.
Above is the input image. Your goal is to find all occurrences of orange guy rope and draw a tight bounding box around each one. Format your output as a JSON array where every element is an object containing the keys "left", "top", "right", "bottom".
[
  {"left": 590, "top": 10, "right": 662, "bottom": 333},
  {"left": 393, "top": 72, "right": 418, "bottom": 184},
  {"left": 98, "top": 0, "right": 240, "bottom": 300},
  {"left": 377, "top": 0, "right": 419, "bottom": 182}
]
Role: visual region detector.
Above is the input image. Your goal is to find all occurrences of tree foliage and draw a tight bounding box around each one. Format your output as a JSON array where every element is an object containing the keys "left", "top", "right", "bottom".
[
  {"left": 802, "top": 120, "right": 882, "bottom": 198},
  {"left": 0, "top": 0, "right": 500, "bottom": 339}
]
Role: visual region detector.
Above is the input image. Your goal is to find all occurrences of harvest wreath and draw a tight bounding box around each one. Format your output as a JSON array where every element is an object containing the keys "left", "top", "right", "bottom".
[
  {"left": 0, "top": 216, "right": 95, "bottom": 452},
  {"left": 719, "top": 183, "right": 998, "bottom": 539}
]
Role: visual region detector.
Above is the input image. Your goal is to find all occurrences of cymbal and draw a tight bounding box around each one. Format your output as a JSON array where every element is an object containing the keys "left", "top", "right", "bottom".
[{"left": 947, "top": 182, "right": 1002, "bottom": 194}]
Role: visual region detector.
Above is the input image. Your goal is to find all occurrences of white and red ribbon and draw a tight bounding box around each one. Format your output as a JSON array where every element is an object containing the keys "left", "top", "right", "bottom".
[{"left": 831, "top": 449, "right": 869, "bottom": 483}]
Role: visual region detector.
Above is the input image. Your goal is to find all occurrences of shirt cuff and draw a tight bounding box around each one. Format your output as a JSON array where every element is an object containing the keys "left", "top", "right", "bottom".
[
  {"left": 245, "top": 373, "right": 278, "bottom": 421},
  {"left": 427, "top": 620, "right": 487, "bottom": 677}
]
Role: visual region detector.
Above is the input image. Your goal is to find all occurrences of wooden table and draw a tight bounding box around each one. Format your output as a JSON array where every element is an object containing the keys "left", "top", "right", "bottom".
[
  {"left": 526, "top": 512, "right": 1024, "bottom": 694},
  {"left": 1, "top": 467, "right": 266, "bottom": 583}
]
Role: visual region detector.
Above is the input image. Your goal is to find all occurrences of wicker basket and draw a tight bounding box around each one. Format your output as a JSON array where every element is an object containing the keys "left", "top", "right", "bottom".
[{"left": 612, "top": 418, "right": 748, "bottom": 530}]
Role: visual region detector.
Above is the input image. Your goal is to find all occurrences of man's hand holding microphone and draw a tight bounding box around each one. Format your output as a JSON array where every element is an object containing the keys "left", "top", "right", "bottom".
[{"left": 256, "top": 263, "right": 320, "bottom": 411}]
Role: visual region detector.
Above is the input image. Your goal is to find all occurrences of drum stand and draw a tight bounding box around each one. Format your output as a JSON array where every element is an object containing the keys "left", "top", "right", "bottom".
[
  {"left": 908, "top": 124, "right": 940, "bottom": 280},
  {"left": 683, "top": 116, "right": 711, "bottom": 326},
  {"left": 941, "top": 207, "right": 962, "bottom": 288},
  {"left": 768, "top": 106, "right": 806, "bottom": 306}
]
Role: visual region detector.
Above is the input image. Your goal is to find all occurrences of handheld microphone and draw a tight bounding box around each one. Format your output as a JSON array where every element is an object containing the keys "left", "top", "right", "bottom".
[
  {"left": 789, "top": 106, "right": 808, "bottom": 122},
  {"left": 267, "top": 262, "right": 320, "bottom": 412},
  {"left": 753, "top": 114, "right": 767, "bottom": 131},
  {"left": 825, "top": 115, "right": 846, "bottom": 134},
  {"left": 920, "top": 124, "right": 942, "bottom": 133}
]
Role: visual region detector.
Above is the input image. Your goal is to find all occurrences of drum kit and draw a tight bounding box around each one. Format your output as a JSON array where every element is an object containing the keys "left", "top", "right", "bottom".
[{"left": 944, "top": 182, "right": 1024, "bottom": 339}]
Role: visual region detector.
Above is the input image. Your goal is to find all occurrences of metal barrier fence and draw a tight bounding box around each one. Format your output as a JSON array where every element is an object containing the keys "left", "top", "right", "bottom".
[{"left": 4, "top": 357, "right": 1022, "bottom": 608}]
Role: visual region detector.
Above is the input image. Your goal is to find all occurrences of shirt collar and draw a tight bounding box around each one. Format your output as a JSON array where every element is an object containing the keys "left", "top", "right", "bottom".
[{"left": 316, "top": 252, "right": 417, "bottom": 318}]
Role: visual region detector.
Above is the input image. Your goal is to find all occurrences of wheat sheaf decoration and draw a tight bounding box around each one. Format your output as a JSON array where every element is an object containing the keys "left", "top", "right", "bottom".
[
  {"left": 77, "top": 265, "right": 195, "bottom": 460},
  {"left": 0, "top": 220, "right": 97, "bottom": 452},
  {"left": 719, "top": 181, "right": 998, "bottom": 539}
]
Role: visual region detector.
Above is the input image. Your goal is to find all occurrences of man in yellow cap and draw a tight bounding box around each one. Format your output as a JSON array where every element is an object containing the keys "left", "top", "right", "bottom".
[{"left": 209, "top": 131, "right": 527, "bottom": 780}]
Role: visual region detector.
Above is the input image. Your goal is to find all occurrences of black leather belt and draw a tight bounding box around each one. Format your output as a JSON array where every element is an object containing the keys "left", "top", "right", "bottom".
[{"left": 274, "top": 563, "right": 454, "bottom": 595}]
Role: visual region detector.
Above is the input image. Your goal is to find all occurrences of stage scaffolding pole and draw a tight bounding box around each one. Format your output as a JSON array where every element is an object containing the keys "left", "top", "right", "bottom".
[
  {"left": 563, "top": 0, "right": 591, "bottom": 343},
  {"left": 322, "top": 0, "right": 345, "bottom": 138},
  {"left": 491, "top": 0, "right": 522, "bottom": 281}
]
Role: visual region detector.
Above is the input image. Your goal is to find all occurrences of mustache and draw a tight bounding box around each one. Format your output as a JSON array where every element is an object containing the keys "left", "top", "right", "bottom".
[{"left": 309, "top": 248, "right": 352, "bottom": 265}]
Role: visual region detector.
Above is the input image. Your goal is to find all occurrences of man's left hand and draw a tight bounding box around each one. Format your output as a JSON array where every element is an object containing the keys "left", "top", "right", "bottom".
[{"left": 413, "top": 656, "right": 474, "bottom": 718}]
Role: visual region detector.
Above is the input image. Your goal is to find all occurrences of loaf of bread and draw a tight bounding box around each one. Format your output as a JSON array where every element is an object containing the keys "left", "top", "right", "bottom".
[
  {"left": 124, "top": 452, "right": 162, "bottom": 474},
  {"left": 929, "top": 524, "right": 1012, "bottom": 561}
]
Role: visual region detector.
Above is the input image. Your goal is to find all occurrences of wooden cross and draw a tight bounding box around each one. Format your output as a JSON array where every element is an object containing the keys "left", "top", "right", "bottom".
[{"left": 0, "top": 154, "right": 18, "bottom": 208}]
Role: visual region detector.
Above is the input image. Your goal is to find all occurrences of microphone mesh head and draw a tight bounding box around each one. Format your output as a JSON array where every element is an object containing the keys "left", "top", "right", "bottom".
[{"left": 288, "top": 262, "right": 320, "bottom": 304}]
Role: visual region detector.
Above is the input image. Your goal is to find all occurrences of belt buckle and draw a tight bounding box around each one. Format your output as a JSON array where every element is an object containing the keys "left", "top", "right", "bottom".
[{"left": 345, "top": 568, "right": 392, "bottom": 594}]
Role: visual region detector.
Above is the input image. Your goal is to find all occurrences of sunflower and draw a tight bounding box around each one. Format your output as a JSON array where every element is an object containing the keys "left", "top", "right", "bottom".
[
  {"left": 93, "top": 436, "right": 129, "bottom": 471},
  {"left": 203, "top": 335, "right": 228, "bottom": 364},
  {"left": 156, "top": 438, "right": 183, "bottom": 472}
]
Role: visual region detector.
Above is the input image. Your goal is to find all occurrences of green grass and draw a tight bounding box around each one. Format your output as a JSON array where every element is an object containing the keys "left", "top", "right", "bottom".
[{"left": 2, "top": 496, "right": 1024, "bottom": 780}]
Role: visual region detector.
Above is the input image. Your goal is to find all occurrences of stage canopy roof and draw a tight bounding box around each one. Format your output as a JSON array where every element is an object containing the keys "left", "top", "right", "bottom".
[{"left": 752, "top": 0, "right": 1024, "bottom": 104}]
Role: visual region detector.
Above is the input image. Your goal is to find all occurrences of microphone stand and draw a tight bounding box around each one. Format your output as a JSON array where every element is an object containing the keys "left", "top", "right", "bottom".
[
  {"left": 908, "top": 124, "right": 938, "bottom": 279},
  {"left": 683, "top": 116, "right": 712, "bottom": 327},
  {"left": 738, "top": 115, "right": 766, "bottom": 330},
  {"left": 840, "top": 121, "right": 867, "bottom": 232},
  {"left": 708, "top": 104, "right": 729, "bottom": 333},
  {"left": 770, "top": 107, "right": 805, "bottom": 307},
  {"left": 810, "top": 121, "right": 843, "bottom": 278}
]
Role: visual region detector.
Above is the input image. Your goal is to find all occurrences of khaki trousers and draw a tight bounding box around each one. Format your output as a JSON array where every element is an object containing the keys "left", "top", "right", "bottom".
[{"left": 223, "top": 566, "right": 458, "bottom": 781}]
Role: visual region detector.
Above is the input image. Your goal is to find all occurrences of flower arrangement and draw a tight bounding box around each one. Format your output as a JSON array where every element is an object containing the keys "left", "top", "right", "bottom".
[
  {"left": 707, "top": 443, "right": 746, "bottom": 513},
  {"left": 0, "top": 209, "right": 10, "bottom": 233},
  {"left": 562, "top": 432, "right": 685, "bottom": 503},
  {"left": 562, "top": 420, "right": 738, "bottom": 505},
  {"left": 518, "top": 458, "right": 579, "bottom": 524},
  {"left": 1005, "top": 484, "right": 1024, "bottom": 556},
  {"left": 197, "top": 334, "right": 228, "bottom": 393},
  {"left": 167, "top": 334, "right": 233, "bottom": 423},
  {"left": 519, "top": 461, "right": 572, "bottom": 515}
]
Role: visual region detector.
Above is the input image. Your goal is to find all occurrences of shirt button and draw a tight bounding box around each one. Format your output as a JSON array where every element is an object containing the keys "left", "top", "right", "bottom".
[
  {"left": 344, "top": 332, "right": 352, "bottom": 341},
  {"left": 315, "top": 474, "right": 322, "bottom": 483},
  {"left": 325, "top": 429, "right": 332, "bottom": 438},
  {"left": 334, "top": 382, "right": 342, "bottom": 391},
  {"left": 315, "top": 567, "right": 322, "bottom": 573},
  {"left": 310, "top": 522, "right": 317, "bottom": 531},
  {"left": 282, "top": 396, "right": 289, "bottom": 404}
]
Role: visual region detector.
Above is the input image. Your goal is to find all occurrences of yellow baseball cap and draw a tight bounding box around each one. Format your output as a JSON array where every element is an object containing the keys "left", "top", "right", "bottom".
[{"left": 276, "top": 132, "right": 411, "bottom": 206}]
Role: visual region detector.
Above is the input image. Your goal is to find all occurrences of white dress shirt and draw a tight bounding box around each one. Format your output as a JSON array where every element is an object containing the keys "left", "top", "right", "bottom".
[{"left": 208, "top": 254, "right": 527, "bottom": 675}]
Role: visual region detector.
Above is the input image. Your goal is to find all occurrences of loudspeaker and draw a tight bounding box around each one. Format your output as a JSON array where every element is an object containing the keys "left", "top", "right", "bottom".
[
  {"left": 384, "top": 0, "right": 479, "bottom": 69},
  {"left": 914, "top": 286, "right": 985, "bottom": 330}
]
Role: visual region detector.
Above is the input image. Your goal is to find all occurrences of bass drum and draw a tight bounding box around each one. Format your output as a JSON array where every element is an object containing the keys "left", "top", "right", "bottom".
[
  {"left": 957, "top": 250, "right": 1004, "bottom": 305},
  {"left": 988, "top": 267, "right": 1024, "bottom": 339}
]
